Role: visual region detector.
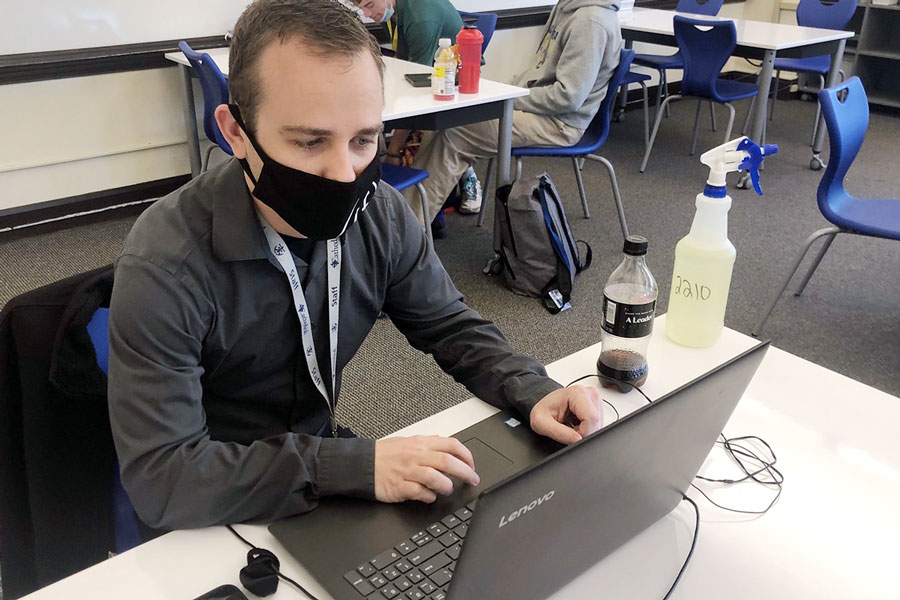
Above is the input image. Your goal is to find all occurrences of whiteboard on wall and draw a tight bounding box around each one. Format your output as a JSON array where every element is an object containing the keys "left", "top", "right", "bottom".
[{"left": 2, "top": 0, "right": 556, "bottom": 56}]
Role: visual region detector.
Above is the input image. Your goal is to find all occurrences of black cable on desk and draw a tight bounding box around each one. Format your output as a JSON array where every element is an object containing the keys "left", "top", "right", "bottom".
[
  {"left": 662, "top": 495, "right": 700, "bottom": 600},
  {"left": 691, "top": 433, "right": 784, "bottom": 515},
  {"left": 226, "top": 525, "right": 321, "bottom": 600}
]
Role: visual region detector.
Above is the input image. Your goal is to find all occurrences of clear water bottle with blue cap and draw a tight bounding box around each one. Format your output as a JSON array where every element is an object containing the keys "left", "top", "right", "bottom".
[{"left": 665, "top": 137, "right": 778, "bottom": 347}]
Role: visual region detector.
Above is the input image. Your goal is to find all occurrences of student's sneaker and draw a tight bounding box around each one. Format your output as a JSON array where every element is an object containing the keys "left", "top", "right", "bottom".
[{"left": 458, "top": 166, "right": 483, "bottom": 215}]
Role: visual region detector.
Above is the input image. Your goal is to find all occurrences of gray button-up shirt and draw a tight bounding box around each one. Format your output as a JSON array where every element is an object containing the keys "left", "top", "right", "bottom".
[{"left": 108, "top": 159, "right": 561, "bottom": 530}]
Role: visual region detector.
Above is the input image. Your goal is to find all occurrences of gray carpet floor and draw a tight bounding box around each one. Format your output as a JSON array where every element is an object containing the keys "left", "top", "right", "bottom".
[{"left": 1, "top": 96, "right": 898, "bottom": 441}]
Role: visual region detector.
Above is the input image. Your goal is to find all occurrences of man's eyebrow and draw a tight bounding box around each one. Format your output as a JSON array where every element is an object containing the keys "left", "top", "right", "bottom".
[
  {"left": 358, "top": 124, "right": 385, "bottom": 136},
  {"left": 280, "top": 125, "right": 332, "bottom": 136},
  {"left": 279, "top": 124, "right": 384, "bottom": 136}
]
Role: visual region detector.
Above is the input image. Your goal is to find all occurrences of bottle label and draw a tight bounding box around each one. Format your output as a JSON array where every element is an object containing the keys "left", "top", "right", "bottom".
[
  {"left": 601, "top": 297, "right": 656, "bottom": 338},
  {"left": 432, "top": 65, "right": 455, "bottom": 97}
]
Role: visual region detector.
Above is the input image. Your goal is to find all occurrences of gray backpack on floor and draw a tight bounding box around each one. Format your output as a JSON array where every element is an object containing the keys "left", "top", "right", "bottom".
[{"left": 486, "top": 173, "right": 592, "bottom": 314}]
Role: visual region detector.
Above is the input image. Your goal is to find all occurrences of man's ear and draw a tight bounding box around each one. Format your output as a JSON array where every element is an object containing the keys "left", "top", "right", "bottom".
[{"left": 214, "top": 104, "right": 248, "bottom": 159}]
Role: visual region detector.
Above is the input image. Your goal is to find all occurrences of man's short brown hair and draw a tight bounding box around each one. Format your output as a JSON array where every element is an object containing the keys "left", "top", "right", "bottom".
[{"left": 229, "top": 0, "right": 384, "bottom": 131}]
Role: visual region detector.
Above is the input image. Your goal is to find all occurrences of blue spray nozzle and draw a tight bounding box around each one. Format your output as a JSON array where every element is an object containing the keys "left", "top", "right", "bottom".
[{"left": 736, "top": 139, "right": 779, "bottom": 195}]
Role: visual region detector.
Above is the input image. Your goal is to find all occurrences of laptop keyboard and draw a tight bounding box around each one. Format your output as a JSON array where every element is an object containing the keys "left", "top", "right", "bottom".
[{"left": 343, "top": 501, "right": 476, "bottom": 599}]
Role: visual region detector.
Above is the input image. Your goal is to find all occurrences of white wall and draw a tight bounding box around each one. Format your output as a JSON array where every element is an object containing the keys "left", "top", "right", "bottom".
[
  {"left": 0, "top": 1, "right": 785, "bottom": 213},
  {"left": 2, "top": 0, "right": 554, "bottom": 54}
]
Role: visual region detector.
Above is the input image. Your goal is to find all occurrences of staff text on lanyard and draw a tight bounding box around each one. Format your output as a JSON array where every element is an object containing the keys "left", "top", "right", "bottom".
[{"left": 259, "top": 214, "right": 341, "bottom": 437}]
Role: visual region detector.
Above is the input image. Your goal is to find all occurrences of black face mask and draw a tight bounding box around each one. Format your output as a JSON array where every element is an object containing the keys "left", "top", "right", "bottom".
[{"left": 228, "top": 104, "right": 381, "bottom": 240}]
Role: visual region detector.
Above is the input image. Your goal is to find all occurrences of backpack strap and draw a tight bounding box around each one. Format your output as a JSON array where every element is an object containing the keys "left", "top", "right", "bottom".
[
  {"left": 538, "top": 176, "right": 591, "bottom": 274},
  {"left": 575, "top": 240, "right": 593, "bottom": 273}
]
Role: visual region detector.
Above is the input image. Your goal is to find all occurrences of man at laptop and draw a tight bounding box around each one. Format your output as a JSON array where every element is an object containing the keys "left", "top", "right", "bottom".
[{"left": 107, "top": 0, "right": 602, "bottom": 531}]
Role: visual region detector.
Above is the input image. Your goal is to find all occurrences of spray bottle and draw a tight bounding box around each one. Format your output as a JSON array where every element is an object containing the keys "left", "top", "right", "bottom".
[{"left": 665, "top": 137, "right": 778, "bottom": 348}]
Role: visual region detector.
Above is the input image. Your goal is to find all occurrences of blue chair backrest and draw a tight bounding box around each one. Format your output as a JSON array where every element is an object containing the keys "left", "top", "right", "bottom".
[
  {"left": 817, "top": 76, "right": 868, "bottom": 221},
  {"left": 674, "top": 16, "right": 737, "bottom": 99},
  {"left": 86, "top": 308, "right": 109, "bottom": 375},
  {"left": 676, "top": 0, "right": 724, "bottom": 16},
  {"left": 178, "top": 41, "right": 233, "bottom": 156},
  {"left": 797, "top": 0, "right": 858, "bottom": 30},
  {"left": 578, "top": 48, "right": 637, "bottom": 151},
  {"left": 86, "top": 307, "right": 143, "bottom": 552},
  {"left": 458, "top": 11, "right": 498, "bottom": 55}
]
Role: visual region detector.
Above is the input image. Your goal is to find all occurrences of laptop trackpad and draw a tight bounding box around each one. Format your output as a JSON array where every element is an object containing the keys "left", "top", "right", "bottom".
[{"left": 461, "top": 437, "right": 514, "bottom": 489}]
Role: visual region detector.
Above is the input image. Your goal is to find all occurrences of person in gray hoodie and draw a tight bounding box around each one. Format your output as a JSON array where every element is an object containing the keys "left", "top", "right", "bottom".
[{"left": 402, "top": 0, "right": 623, "bottom": 226}]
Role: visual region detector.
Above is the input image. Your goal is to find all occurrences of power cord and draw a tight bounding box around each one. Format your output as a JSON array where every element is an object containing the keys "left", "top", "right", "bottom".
[
  {"left": 565, "top": 373, "right": 654, "bottom": 424},
  {"left": 663, "top": 495, "right": 700, "bottom": 600},
  {"left": 226, "top": 525, "right": 321, "bottom": 600},
  {"left": 691, "top": 433, "right": 784, "bottom": 515}
]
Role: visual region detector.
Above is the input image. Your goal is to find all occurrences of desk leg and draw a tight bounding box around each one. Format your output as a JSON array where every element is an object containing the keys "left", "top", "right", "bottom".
[
  {"left": 751, "top": 49, "right": 776, "bottom": 146},
  {"left": 179, "top": 64, "right": 202, "bottom": 178},
  {"left": 496, "top": 99, "right": 515, "bottom": 187},
  {"left": 811, "top": 38, "right": 846, "bottom": 170},
  {"left": 738, "top": 49, "right": 776, "bottom": 189}
]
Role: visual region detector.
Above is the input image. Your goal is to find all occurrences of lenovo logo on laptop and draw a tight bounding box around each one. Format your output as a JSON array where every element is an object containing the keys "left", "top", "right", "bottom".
[{"left": 498, "top": 490, "right": 556, "bottom": 528}]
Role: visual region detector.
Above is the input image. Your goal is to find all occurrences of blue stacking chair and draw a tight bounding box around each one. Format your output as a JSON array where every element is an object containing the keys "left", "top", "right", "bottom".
[
  {"left": 632, "top": 0, "right": 724, "bottom": 125},
  {"left": 457, "top": 11, "right": 498, "bottom": 55},
  {"left": 381, "top": 163, "right": 433, "bottom": 244},
  {"left": 86, "top": 308, "right": 143, "bottom": 554},
  {"left": 753, "top": 77, "right": 900, "bottom": 335},
  {"left": 478, "top": 48, "right": 636, "bottom": 242},
  {"left": 618, "top": 70, "right": 651, "bottom": 151},
  {"left": 178, "top": 41, "right": 233, "bottom": 172},
  {"left": 766, "top": 0, "right": 858, "bottom": 146},
  {"left": 640, "top": 17, "right": 758, "bottom": 173}
]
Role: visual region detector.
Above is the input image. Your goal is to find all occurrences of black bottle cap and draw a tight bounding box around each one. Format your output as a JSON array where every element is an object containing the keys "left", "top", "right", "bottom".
[{"left": 623, "top": 235, "right": 648, "bottom": 256}]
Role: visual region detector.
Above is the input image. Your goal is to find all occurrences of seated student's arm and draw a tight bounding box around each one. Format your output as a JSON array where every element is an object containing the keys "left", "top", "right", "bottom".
[
  {"left": 108, "top": 256, "right": 374, "bottom": 530},
  {"left": 514, "top": 18, "right": 609, "bottom": 117},
  {"left": 403, "top": 19, "right": 444, "bottom": 66},
  {"left": 381, "top": 188, "right": 602, "bottom": 444}
]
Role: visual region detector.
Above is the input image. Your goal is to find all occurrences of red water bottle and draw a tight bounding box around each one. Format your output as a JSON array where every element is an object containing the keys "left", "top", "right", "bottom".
[{"left": 457, "top": 25, "right": 483, "bottom": 95}]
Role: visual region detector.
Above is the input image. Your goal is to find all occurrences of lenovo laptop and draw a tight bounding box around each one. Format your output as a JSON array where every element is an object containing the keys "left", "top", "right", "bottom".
[{"left": 270, "top": 342, "right": 769, "bottom": 600}]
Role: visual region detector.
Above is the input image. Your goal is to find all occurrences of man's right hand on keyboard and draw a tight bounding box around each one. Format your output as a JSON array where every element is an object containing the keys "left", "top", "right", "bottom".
[{"left": 374, "top": 436, "right": 480, "bottom": 503}]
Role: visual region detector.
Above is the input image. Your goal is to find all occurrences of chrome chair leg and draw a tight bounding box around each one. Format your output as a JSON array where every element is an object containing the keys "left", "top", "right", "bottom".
[
  {"left": 639, "top": 81, "right": 650, "bottom": 149},
  {"left": 652, "top": 70, "right": 667, "bottom": 125},
  {"left": 571, "top": 156, "right": 590, "bottom": 219},
  {"left": 587, "top": 153, "right": 629, "bottom": 241},
  {"left": 741, "top": 95, "right": 755, "bottom": 136},
  {"left": 709, "top": 101, "right": 717, "bottom": 132},
  {"left": 810, "top": 74, "right": 826, "bottom": 147},
  {"left": 415, "top": 182, "right": 432, "bottom": 245},
  {"left": 641, "top": 94, "right": 680, "bottom": 173},
  {"left": 477, "top": 158, "right": 495, "bottom": 228},
  {"left": 690, "top": 99, "right": 703, "bottom": 156},
  {"left": 769, "top": 69, "right": 781, "bottom": 121},
  {"left": 415, "top": 182, "right": 433, "bottom": 247},
  {"left": 752, "top": 226, "right": 840, "bottom": 336},
  {"left": 724, "top": 102, "right": 736, "bottom": 144},
  {"left": 795, "top": 229, "right": 840, "bottom": 296}
]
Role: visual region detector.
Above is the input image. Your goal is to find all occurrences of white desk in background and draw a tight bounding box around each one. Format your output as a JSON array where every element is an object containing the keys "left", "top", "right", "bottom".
[
  {"left": 164, "top": 49, "right": 528, "bottom": 194},
  {"left": 21, "top": 314, "right": 900, "bottom": 599},
  {"left": 621, "top": 8, "right": 854, "bottom": 173}
]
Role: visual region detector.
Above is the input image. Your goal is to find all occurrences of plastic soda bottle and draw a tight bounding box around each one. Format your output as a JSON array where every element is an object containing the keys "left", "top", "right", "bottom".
[{"left": 597, "top": 236, "right": 658, "bottom": 392}]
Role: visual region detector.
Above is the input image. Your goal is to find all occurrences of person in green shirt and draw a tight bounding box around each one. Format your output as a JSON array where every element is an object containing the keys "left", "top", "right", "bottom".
[
  {"left": 352, "top": 0, "right": 464, "bottom": 193},
  {"left": 353, "top": 0, "right": 463, "bottom": 65}
]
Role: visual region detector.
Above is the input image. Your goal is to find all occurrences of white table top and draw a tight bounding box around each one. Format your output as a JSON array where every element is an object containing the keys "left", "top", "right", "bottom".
[
  {"left": 21, "top": 314, "right": 900, "bottom": 599},
  {"left": 622, "top": 7, "right": 854, "bottom": 51},
  {"left": 163, "top": 49, "right": 528, "bottom": 122}
]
